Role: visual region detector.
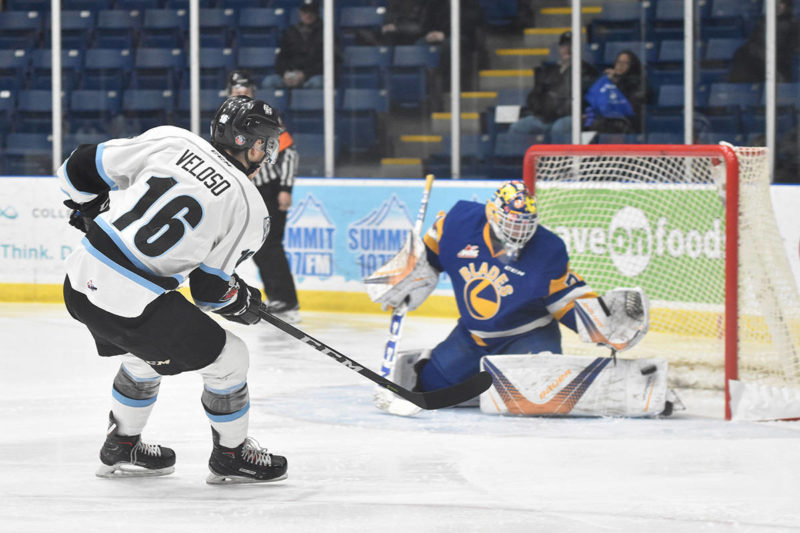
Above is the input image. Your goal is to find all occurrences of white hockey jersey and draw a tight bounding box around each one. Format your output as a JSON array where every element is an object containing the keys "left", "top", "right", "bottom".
[{"left": 59, "top": 126, "right": 270, "bottom": 318}]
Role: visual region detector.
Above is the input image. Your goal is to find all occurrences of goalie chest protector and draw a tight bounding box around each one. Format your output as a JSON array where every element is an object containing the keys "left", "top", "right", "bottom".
[{"left": 427, "top": 201, "right": 588, "bottom": 345}]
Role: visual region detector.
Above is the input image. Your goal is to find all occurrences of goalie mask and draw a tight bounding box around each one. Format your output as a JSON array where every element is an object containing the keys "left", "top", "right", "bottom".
[
  {"left": 485, "top": 180, "right": 539, "bottom": 259},
  {"left": 210, "top": 95, "right": 284, "bottom": 172}
]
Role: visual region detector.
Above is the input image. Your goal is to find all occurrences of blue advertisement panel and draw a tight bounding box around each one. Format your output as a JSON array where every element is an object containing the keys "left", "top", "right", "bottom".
[{"left": 282, "top": 179, "right": 499, "bottom": 293}]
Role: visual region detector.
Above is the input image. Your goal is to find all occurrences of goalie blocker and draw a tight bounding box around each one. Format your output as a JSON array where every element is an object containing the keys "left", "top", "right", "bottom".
[{"left": 480, "top": 353, "right": 682, "bottom": 417}]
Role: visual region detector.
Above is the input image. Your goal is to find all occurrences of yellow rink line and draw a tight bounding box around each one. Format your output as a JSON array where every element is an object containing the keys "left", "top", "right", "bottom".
[
  {"left": 479, "top": 69, "right": 534, "bottom": 77},
  {"left": 380, "top": 158, "right": 423, "bottom": 165},
  {"left": 495, "top": 48, "right": 550, "bottom": 56},
  {"left": 540, "top": 6, "right": 602, "bottom": 15}
]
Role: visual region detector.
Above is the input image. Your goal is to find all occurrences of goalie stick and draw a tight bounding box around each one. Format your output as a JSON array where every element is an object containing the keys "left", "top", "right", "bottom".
[
  {"left": 372, "top": 173, "right": 436, "bottom": 379},
  {"left": 257, "top": 305, "right": 493, "bottom": 410}
]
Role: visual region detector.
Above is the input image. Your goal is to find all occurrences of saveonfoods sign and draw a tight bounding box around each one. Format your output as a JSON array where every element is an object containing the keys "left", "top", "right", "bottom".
[{"left": 538, "top": 187, "right": 725, "bottom": 304}]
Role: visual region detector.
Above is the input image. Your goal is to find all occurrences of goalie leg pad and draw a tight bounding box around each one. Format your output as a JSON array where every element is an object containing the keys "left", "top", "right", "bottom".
[{"left": 479, "top": 353, "right": 670, "bottom": 417}]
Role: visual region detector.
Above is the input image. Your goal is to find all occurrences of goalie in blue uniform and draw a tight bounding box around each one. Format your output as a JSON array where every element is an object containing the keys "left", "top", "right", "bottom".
[{"left": 367, "top": 180, "right": 651, "bottom": 414}]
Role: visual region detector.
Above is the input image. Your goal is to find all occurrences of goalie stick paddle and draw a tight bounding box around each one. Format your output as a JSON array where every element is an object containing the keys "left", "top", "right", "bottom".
[{"left": 257, "top": 306, "right": 493, "bottom": 410}]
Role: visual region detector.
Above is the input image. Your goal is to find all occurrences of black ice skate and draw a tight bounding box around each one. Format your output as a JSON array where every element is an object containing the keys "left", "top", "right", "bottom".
[
  {"left": 96, "top": 412, "right": 176, "bottom": 478},
  {"left": 207, "top": 427, "right": 288, "bottom": 484}
]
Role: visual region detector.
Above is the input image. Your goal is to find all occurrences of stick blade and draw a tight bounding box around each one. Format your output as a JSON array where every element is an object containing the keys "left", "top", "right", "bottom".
[{"left": 410, "top": 371, "right": 493, "bottom": 410}]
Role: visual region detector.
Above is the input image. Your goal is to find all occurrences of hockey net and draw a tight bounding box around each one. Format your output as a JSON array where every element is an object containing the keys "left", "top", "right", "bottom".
[{"left": 523, "top": 144, "right": 800, "bottom": 420}]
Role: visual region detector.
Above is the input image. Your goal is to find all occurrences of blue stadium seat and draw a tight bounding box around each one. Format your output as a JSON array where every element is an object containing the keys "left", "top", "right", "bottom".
[
  {"left": 30, "top": 49, "right": 83, "bottom": 91},
  {"left": 6, "top": 0, "right": 51, "bottom": 10},
  {"left": 175, "top": 88, "right": 226, "bottom": 129},
  {"left": 478, "top": 0, "right": 519, "bottom": 27},
  {"left": 68, "top": 89, "right": 121, "bottom": 134},
  {"left": 63, "top": 0, "right": 114, "bottom": 9},
  {"left": 261, "top": 88, "right": 289, "bottom": 115},
  {"left": 596, "top": 133, "right": 646, "bottom": 145},
  {"left": 647, "top": 132, "right": 684, "bottom": 144},
  {"left": 198, "top": 48, "right": 235, "bottom": 89},
  {"left": 387, "top": 45, "right": 440, "bottom": 109},
  {"left": 0, "top": 11, "right": 43, "bottom": 51},
  {"left": 291, "top": 132, "right": 336, "bottom": 176},
  {"left": 116, "top": 0, "right": 160, "bottom": 9},
  {"left": 775, "top": 83, "right": 800, "bottom": 107},
  {"left": 706, "top": 82, "right": 762, "bottom": 109},
  {"left": 140, "top": 9, "right": 189, "bottom": 49},
  {"left": 740, "top": 107, "right": 796, "bottom": 136},
  {"left": 647, "top": 66, "right": 683, "bottom": 87},
  {"left": 338, "top": 6, "right": 386, "bottom": 46},
  {"left": 656, "top": 84, "right": 685, "bottom": 108},
  {"left": 704, "top": 38, "right": 745, "bottom": 62},
  {"left": 131, "top": 48, "right": 185, "bottom": 90},
  {"left": 238, "top": 8, "right": 287, "bottom": 48},
  {"left": 336, "top": 88, "right": 388, "bottom": 152},
  {"left": 0, "top": 91, "right": 15, "bottom": 127},
  {"left": 1, "top": 132, "right": 53, "bottom": 175},
  {"left": 287, "top": 88, "right": 325, "bottom": 133},
  {"left": 43, "top": 11, "right": 95, "bottom": 50},
  {"left": 94, "top": 10, "right": 142, "bottom": 49},
  {"left": 82, "top": 49, "right": 133, "bottom": 91},
  {"left": 340, "top": 45, "right": 391, "bottom": 89},
  {"left": 426, "top": 134, "right": 493, "bottom": 178},
  {"left": 0, "top": 50, "right": 30, "bottom": 92},
  {"left": 16, "top": 90, "right": 59, "bottom": 133},
  {"left": 490, "top": 132, "right": 541, "bottom": 179},
  {"left": 590, "top": 2, "right": 645, "bottom": 42},
  {"left": 236, "top": 47, "right": 279, "bottom": 83},
  {"left": 220, "top": 0, "right": 270, "bottom": 8},
  {"left": 122, "top": 89, "right": 176, "bottom": 134},
  {"left": 656, "top": 40, "right": 686, "bottom": 65},
  {"left": 199, "top": 8, "right": 237, "bottom": 48},
  {"left": 62, "top": 132, "right": 109, "bottom": 158},
  {"left": 649, "top": 0, "right": 685, "bottom": 40},
  {"left": 495, "top": 87, "right": 528, "bottom": 106},
  {"left": 645, "top": 112, "right": 683, "bottom": 133}
]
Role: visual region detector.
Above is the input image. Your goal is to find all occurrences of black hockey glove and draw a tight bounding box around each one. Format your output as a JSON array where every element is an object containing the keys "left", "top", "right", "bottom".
[
  {"left": 63, "top": 192, "right": 110, "bottom": 233},
  {"left": 217, "top": 274, "right": 263, "bottom": 325}
]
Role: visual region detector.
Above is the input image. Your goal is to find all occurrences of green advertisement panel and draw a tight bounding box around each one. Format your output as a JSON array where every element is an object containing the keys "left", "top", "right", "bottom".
[{"left": 537, "top": 186, "right": 726, "bottom": 305}]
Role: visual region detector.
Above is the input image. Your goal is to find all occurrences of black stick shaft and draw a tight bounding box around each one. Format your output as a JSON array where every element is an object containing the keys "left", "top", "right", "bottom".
[{"left": 257, "top": 307, "right": 493, "bottom": 410}]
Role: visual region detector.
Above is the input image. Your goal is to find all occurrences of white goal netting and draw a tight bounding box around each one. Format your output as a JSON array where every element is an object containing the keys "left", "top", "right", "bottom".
[{"left": 523, "top": 145, "right": 800, "bottom": 414}]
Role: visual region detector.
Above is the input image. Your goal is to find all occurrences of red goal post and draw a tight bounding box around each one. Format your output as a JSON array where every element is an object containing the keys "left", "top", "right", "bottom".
[{"left": 522, "top": 144, "right": 800, "bottom": 420}]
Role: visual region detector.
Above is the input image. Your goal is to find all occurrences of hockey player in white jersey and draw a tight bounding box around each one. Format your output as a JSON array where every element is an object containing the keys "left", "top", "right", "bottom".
[{"left": 60, "top": 95, "right": 288, "bottom": 484}]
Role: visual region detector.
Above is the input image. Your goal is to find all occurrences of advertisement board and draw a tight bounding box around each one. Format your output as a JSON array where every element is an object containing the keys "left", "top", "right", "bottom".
[{"left": 2, "top": 176, "right": 799, "bottom": 307}]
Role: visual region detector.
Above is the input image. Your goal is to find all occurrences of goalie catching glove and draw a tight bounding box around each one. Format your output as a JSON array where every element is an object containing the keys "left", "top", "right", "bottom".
[
  {"left": 574, "top": 287, "right": 649, "bottom": 352},
  {"left": 364, "top": 232, "right": 439, "bottom": 311}
]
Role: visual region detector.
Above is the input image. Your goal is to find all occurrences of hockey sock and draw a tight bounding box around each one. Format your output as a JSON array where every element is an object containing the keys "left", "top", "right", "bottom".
[{"left": 110, "top": 356, "right": 162, "bottom": 436}]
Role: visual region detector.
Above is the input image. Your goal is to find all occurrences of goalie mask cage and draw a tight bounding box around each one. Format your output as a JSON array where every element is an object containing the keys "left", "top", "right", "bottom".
[{"left": 522, "top": 144, "right": 800, "bottom": 420}]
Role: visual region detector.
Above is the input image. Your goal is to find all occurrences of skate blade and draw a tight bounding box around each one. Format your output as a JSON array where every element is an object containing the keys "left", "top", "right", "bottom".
[
  {"left": 205, "top": 471, "right": 288, "bottom": 485},
  {"left": 373, "top": 388, "right": 421, "bottom": 417},
  {"left": 96, "top": 463, "right": 175, "bottom": 479}
]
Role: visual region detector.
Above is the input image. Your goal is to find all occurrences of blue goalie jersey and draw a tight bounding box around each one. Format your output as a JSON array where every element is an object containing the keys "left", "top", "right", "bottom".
[{"left": 423, "top": 200, "right": 596, "bottom": 349}]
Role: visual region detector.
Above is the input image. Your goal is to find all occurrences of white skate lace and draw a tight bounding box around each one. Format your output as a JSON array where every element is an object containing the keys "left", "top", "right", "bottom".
[
  {"left": 241, "top": 438, "right": 272, "bottom": 467},
  {"left": 135, "top": 441, "right": 162, "bottom": 457}
]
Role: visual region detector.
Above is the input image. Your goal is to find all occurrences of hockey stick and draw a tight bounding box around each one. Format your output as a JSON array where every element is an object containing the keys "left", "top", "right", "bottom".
[
  {"left": 375, "top": 173, "right": 435, "bottom": 378},
  {"left": 257, "top": 306, "right": 492, "bottom": 410}
]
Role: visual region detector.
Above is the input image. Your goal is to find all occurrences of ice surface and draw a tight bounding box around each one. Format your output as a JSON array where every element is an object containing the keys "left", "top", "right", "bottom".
[{"left": 2, "top": 303, "right": 800, "bottom": 532}]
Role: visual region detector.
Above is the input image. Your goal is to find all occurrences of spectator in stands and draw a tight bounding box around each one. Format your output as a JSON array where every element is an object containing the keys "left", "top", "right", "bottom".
[
  {"left": 583, "top": 49, "right": 647, "bottom": 134},
  {"left": 378, "top": 0, "right": 448, "bottom": 46},
  {"left": 509, "top": 31, "right": 598, "bottom": 139},
  {"left": 228, "top": 70, "right": 302, "bottom": 323},
  {"left": 262, "top": 0, "right": 326, "bottom": 90},
  {"left": 728, "top": 0, "right": 800, "bottom": 83}
]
